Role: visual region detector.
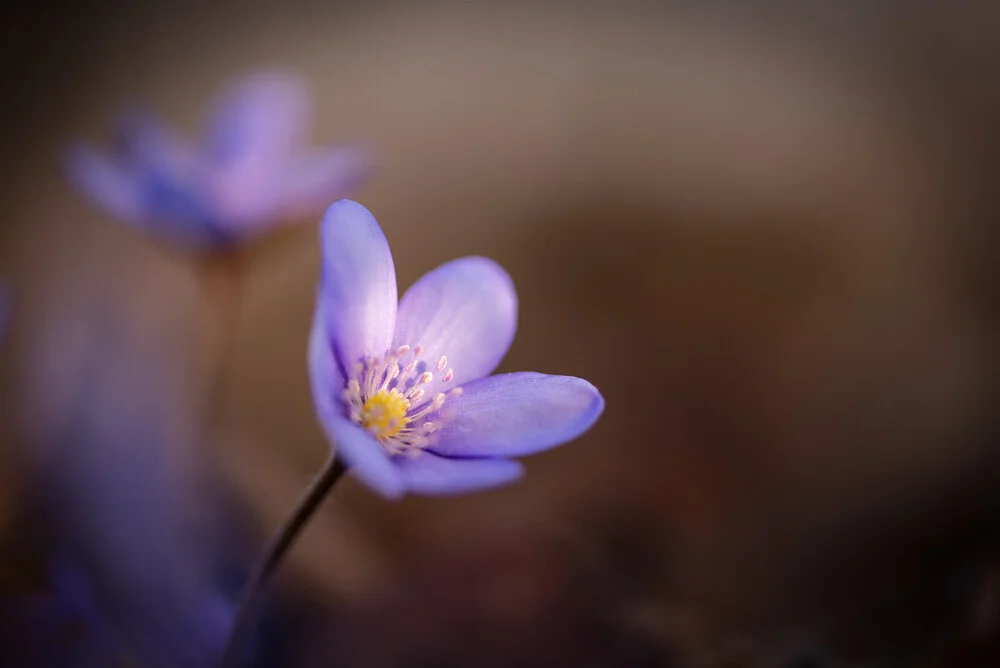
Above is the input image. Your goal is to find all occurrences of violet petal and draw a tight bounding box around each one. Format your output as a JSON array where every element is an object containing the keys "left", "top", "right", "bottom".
[
  {"left": 392, "top": 256, "right": 516, "bottom": 389},
  {"left": 325, "top": 414, "right": 403, "bottom": 499},
  {"left": 307, "top": 301, "right": 346, "bottom": 426},
  {"left": 318, "top": 200, "right": 398, "bottom": 371},
  {"left": 430, "top": 372, "right": 604, "bottom": 458},
  {"left": 396, "top": 452, "right": 523, "bottom": 496}
]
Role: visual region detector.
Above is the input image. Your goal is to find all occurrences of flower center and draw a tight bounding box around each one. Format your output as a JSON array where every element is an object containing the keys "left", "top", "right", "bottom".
[
  {"left": 360, "top": 389, "right": 410, "bottom": 439},
  {"left": 342, "top": 344, "right": 463, "bottom": 457}
]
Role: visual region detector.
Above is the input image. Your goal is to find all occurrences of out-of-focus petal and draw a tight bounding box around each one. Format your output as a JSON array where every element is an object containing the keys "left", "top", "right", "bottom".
[
  {"left": 429, "top": 372, "right": 604, "bottom": 458},
  {"left": 139, "top": 174, "right": 228, "bottom": 248},
  {"left": 204, "top": 175, "right": 280, "bottom": 236},
  {"left": 67, "top": 140, "right": 218, "bottom": 247},
  {"left": 392, "top": 257, "right": 517, "bottom": 389},
  {"left": 396, "top": 452, "right": 523, "bottom": 496},
  {"left": 272, "top": 144, "right": 377, "bottom": 221},
  {"left": 112, "top": 110, "right": 202, "bottom": 185},
  {"left": 325, "top": 415, "right": 403, "bottom": 499},
  {"left": 65, "top": 144, "right": 148, "bottom": 224},
  {"left": 201, "top": 72, "right": 311, "bottom": 233},
  {"left": 202, "top": 71, "right": 310, "bottom": 169},
  {"left": 318, "top": 200, "right": 397, "bottom": 371},
  {"left": 0, "top": 285, "right": 8, "bottom": 343},
  {"left": 45, "top": 343, "right": 232, "bottom": 668}
]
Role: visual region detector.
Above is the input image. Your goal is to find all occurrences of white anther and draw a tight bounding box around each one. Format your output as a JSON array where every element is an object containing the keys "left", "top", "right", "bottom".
[
  {"left": 441, "top": 368, "right": 454, "bottom": 383},
  {"left": 436, "top": 356, "right": 448, "bottom": 371}
]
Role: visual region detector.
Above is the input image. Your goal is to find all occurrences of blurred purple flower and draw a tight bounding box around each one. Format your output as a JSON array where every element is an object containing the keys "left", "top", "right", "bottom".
[
  {"left": 28, "top": 312, "right": 237, "bottom": 667},
  {"left": 65, "top": 71, "right": 375, "bottom": 250},
  {"left": 308, "top": 200, "right": 604, "bottom": 499},
  {"left": 0, "top": 286, "right": 7, "bottom": 341}
]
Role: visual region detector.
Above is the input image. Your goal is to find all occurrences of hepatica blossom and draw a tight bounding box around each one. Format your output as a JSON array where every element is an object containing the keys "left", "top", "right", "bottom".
[
  {"left": 66, "top": 71, "right": 374, "bottom": 250},
  {"left": 309, "top": 200, "right": 604, "bottom": 498}
]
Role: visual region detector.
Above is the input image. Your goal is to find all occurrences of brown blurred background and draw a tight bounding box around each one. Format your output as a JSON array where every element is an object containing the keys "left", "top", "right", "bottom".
[{"left": 1, "top": 2, "right": 1000, "bottom": 666}]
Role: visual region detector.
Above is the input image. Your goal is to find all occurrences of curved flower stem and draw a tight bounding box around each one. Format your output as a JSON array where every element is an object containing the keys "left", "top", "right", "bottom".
[{"left": 219, "top": 455, "right": 347, "bottom": 668}]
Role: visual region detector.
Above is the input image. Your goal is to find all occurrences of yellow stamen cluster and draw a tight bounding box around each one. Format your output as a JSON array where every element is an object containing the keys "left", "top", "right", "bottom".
[{"left": 360, "top": 388, "right": 410, "bottom": 439}]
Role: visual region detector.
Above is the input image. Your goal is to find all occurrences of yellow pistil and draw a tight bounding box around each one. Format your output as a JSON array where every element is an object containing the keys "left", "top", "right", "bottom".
[{"left": 361, "top": 388, "right": 410, "bottom": 440}]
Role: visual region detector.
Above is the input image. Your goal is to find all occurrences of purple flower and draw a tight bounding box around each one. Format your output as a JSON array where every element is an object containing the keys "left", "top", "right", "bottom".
[
  {"left": 0, "top": 285, "right": 7, "bottom": 340},
  {"left": 66, "top": 71, "right": 375, "bottom": 250},
  {"left": 308, "top": 200, "right": 604, "bottom": 498}
]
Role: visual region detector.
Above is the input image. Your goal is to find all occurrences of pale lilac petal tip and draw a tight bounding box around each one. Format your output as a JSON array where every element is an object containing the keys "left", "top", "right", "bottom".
[
  {"left": 396, "top": 453, "right": 524, "bottom": 496},
  {"left": 393, "top": 256, "right": 517, "bottom": 389},
  {"left": 319, "top": 200, "right": 398, "bottom": 371},
  {"left": 430, "top": 372, "right": 604, "bottom": 458}
]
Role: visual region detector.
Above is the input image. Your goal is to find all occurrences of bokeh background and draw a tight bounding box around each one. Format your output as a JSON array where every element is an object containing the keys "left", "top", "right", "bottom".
[{"left": 2, "top": 1, "right": 1000, "bottom": 666}]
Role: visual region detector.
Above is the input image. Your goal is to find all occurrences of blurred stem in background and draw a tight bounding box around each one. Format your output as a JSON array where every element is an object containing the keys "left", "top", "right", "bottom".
[
  {"left": 219, "top": 454, "right": 346, "bottom": 668},
  {"left": 197, "top": 250, "right": 244, "bottom": 435}
]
